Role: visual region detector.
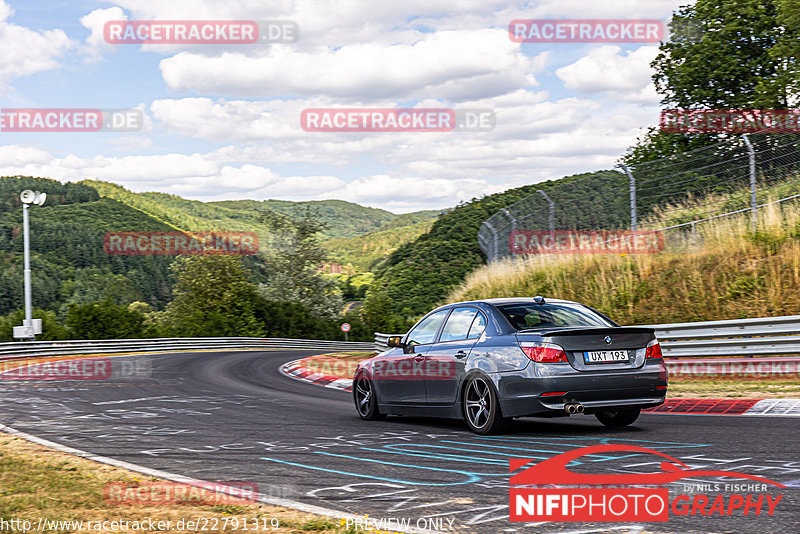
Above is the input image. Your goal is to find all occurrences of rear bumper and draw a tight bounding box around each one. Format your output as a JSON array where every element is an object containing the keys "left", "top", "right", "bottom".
[{"left": 495, "top": 360, "right": 668, "bottom": 417}]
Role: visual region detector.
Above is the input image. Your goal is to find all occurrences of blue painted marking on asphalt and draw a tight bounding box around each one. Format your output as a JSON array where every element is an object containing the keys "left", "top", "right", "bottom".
[
  {"left": 439, "top": 440, "right": 642, "bottom": 464},
  {"left": 260, "top": 456, "right": 479, "bottom": 486},
  {"left": 261, "top": 434, "right": 712, "bottom": 488},
  {"left": 382, "top": 443, "right": 550, "bottom": 462},
  {"left": 440, "top": 439, "right": 582, "bottom": 456},
  {"left": 474, "top": 435, "right": 711, "bottom": 449},
  {"left": 312, "top": 451, "right": 485, "bottom": 485},
  {"left": 357, "top": 445, "right": 509, "bottom": 467}
]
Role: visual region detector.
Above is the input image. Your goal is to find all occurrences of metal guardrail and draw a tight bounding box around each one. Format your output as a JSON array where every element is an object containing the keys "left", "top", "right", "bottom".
[
  {"left": 374, "top": 333, "right": 392, "bottom": 352},
  {"left": 0, "top": 337, "right": 375, "bottom": 361},
  {"left": 374, "top": 314, "right": 800, "bottom": 358}
]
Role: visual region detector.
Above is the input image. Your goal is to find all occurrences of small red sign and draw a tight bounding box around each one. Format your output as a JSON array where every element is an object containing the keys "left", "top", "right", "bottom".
[{"left": 341, "top": 323, "right": 351, "bottom": 333}]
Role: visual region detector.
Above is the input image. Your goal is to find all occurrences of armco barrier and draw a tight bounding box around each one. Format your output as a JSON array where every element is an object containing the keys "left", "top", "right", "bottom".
[
  {"left": 374, "top": 314, "right": 800, "bottom": 376},
  {"left": 0, "top": 337, "right": 375, "bottom": 361},
  {"left": 646, "top": 314, "right": 800, "bottom": 358},
  {"left": 374, "top": 332, "right": 393, "bottom": 351}
]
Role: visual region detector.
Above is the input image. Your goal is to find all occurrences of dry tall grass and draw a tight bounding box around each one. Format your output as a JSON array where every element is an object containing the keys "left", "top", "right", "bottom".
[{"left": 448, "top": 197, "right": 800, "bottom": 324}]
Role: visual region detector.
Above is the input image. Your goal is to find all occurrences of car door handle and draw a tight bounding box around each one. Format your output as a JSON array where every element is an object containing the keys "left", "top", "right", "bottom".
[{"left": 455, "top": 351, "right": 467, "bottom": 358}]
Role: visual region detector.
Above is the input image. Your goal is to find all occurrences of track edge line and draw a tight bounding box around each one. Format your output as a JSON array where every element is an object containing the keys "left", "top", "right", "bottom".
[{"left": 0, "top": 422, "right": 435, "bottom": 534}]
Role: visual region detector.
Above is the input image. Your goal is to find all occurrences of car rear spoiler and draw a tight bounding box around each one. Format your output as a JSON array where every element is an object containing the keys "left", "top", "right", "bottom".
[{"left": 518, "top": 326, "right": 656, "bottom": 336}]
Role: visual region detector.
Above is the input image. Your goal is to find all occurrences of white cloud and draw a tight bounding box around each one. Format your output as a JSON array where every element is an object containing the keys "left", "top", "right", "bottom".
[
  {"left": 0, "top": 145, "right": 53, "bottom": 166},
  {"left": 3, "top": 0, "right": 698, "bottom": 212},
  {"left": 338, "top": 175, "right": 507, "bottom": 212},
  {"left": 0, "top": 1, "right": 11, "bottom": 22},
  {"left": 107, "top": 0, "right": 509, "bottom": 48},
  {"left": 150, "top": 97, "right": 305, "bottom": 141},
  {"left": 105, "top": 1, "right": 691, "bottom": 47},
  {"left": 144, "top": 88, "right": 653, "bottom": 188},
  {"left": 514, "top": 0, "right": 690, "bottom": 18},
  {"left": 106, "top": 136, "right": 154, "bottom": 151},
  {"left": 555, "top": 45, "right": 661, "bottom": 103},
  {"left": 0, "top": 1, "right": 74, "bottom": 93},
  {"left": 0, "top": 144, "right": 512, "bottom": 212},
  {"left": 80, "top": 7, "right": 127, "bottom": 62},
  {"left": 159, "top": 29, "right": 543, "bottom": 101}
]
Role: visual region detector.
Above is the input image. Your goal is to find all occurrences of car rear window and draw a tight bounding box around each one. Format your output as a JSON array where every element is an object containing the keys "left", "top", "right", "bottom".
[{"left": 496, "top": 302, "right": 614, "bottom": 330}]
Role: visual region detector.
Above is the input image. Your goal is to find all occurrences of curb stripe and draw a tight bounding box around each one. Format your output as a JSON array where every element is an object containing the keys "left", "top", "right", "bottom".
[
  {"left": 280, "top": 360, "right": 800, "bottom": 417},
  {"left": 279, "top": 358, "right": 353, "bottom": 392},
  {"left": 744, "top": 399, "right": 800, "bottom": 416},
  {"left": 643, "top": 398, "right": 760, "bottom": 415}
]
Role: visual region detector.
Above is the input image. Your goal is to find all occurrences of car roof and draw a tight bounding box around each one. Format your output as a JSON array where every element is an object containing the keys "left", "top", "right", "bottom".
[{"left": 445, "top": 297, "right": 581, "bottom": 307}]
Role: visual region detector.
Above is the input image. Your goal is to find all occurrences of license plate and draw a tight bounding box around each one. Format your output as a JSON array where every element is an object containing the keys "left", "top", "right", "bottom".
[{"left": 584, "top": 350, "right": 629, "bottom": 363}]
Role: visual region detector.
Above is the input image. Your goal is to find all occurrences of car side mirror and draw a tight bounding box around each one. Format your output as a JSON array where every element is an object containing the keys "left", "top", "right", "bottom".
[{"left": 387, "top": 336, "right": 404, "bottom": 348}]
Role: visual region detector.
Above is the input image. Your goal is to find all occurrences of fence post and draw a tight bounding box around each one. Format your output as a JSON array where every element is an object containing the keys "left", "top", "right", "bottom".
[
  {"left": 500, "top": 208, "right": 517, "bottom": 234},
  {"left": 742, "top": 134, "right": 757, "bottom": 232},
  {"left": 536, "top": 190, "right": 555, "bottom": 232},
  {"left": 621, "top": 164, "right": 637, "bottom": 231},
  {"left": 481, "top": 221, "right": 500, "bottom": 262}
]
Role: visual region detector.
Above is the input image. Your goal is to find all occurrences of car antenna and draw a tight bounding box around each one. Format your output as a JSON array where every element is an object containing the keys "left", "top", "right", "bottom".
[{"left": 533, "top": 295, "right": 545, "bottom": 304}]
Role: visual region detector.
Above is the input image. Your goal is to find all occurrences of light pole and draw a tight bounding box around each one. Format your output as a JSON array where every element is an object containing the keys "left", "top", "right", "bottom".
[{"left": 13, "top": 190, "right": 46, "bottom": 341}]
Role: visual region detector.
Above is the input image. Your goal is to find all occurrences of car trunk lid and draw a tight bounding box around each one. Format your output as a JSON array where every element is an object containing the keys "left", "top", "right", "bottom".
[{"left": 517, "top": 327, "right": 656, "bottom": 371}]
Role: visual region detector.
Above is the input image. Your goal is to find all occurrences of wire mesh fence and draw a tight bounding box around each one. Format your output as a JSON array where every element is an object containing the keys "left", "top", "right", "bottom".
[{"left": 478, "top": 133, "right": 800, "bottom": 261}]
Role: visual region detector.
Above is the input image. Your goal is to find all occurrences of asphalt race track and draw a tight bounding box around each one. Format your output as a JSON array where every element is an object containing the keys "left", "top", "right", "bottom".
[{"left": 0, "top": 350, "right": 798, "bottom": 534}]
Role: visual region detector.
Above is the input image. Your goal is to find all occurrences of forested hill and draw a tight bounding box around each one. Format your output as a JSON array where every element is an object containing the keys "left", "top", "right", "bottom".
[
  {"left": 368, "top": 170, "right": 627, "bottom": 320},
  {"left": 85, "top": 180, "right": 438, "bottom": 240},
  {"left": 0, "top": 176, "right": 441, "bottom": 318},
  {"left": 0, "top": 177, "right": 179, "bottom": 315}
]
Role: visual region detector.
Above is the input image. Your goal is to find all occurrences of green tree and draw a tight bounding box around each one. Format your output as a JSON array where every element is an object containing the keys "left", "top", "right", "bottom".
[
  {"left": 756, "top": 0, "right": 800, "bottom": 107},
  {"left": 160, "top": 256, "right": 264, "bottom": 337},
  {"left": 257, "top": 207, "right": 343, "bottom": 320},
  {"left": 361, "top": 287, "right": 408, "bottom": 334},
  {"left": 0, "top": 308, "right": 70, "bottom": 342},
  {"left": 60, "top": 268, "right": 143, "bottom": 308},
  {"left": 66, "top": 299, "right": 146, "bottom": 339},
  {"left": 653, "top": 0, "right": 783, "bottom": 109},
  {"left": 626, "top": 0, "right": 796, "bottom": 164}
]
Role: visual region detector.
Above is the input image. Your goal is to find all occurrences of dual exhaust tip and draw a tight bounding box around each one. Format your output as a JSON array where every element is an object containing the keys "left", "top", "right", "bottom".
[{"left": 565, "top": 403, "right": 584, "bottom": 414}]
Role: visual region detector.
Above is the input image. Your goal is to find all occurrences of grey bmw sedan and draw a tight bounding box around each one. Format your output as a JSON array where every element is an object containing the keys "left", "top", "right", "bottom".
[{"left": 353, "top": 297, "right": 668, "bottom": 434}]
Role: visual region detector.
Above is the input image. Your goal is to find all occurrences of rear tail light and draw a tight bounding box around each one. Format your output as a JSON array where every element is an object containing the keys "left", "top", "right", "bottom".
[
  {"left": 646, "top": 340, "right": 663, "bottom": 359},
  {"left": 520, "top": 343, "right": 568, "bottom": 363}
]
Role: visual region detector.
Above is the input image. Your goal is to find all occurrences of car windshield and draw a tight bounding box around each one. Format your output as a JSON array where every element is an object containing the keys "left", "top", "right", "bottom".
[{"left": 497, "top": 302, "right": 614, "bottom": 330}]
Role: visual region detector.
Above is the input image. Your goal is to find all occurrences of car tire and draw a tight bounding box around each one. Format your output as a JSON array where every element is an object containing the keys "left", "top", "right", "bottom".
[
  {"left": 463, "top": 375, "right": 507, "bottom": 435},
  {"left": 595, "top": 407, "right": 641, "bottom": 428},
  {"left": 353, "top": 374, "right": 385, "bottom": 420}
]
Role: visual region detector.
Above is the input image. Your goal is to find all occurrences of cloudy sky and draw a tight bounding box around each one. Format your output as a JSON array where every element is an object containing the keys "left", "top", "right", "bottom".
[{"left": 0, "top": 0, "right": 693, "bottom": 212}]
